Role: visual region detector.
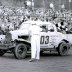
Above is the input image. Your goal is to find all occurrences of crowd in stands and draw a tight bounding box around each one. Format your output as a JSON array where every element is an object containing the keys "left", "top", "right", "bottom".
[{"left": 0, "top": 6, "right": 72, "bottom": 34}]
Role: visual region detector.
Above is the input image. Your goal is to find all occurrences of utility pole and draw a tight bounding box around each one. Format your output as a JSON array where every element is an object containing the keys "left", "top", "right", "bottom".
[
  {"left": 43, "top": 0, "right": 45, "bottom": 16},
  {"left": 31, "top": 0, "right": 34, "bottom": 11},
  {"left": 69, "top": 0, "right": 71, "bottom": 10}
]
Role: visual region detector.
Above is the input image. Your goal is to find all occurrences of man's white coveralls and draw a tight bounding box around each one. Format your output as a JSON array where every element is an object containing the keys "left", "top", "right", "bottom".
[{"left": 29, "top": 23, "right": 41, "bottom": 60}]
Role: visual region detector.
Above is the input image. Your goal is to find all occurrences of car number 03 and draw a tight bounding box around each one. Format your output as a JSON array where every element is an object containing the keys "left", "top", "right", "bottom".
[{"left": 40, "top": 36, "right": 49, "bottom": 44}]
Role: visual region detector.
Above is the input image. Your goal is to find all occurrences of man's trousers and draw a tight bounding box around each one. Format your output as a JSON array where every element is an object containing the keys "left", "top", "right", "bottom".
[{"left": 31, "top": 35, "right": 40, "bottom": 59}]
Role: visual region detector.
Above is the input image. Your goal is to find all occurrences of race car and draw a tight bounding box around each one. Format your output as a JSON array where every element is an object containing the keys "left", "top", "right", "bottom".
[{"left": 0, "top": 20, "right": 70, "bottom": 59}]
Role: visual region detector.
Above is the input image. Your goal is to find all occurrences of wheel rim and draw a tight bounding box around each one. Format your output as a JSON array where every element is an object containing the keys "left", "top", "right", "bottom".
[
  {"left": 60, "top": 43, "right": 68, "bottom": 55},
  {"left": 17, "top": 45, "right": 26, "bottom": 57},
  {"left": 62, "top": 46, "right": 67, "bottom": 53}
]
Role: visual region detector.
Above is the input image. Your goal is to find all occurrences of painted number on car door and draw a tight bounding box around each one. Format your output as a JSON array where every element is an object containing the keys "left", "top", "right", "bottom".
[{"left": 40, "top": 36, "right": 49, "bottom": 44}]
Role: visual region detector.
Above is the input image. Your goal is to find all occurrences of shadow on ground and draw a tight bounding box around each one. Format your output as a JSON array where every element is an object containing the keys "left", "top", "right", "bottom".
[{"left": 0, "top": 51, "right": 71, "bottom": 60}]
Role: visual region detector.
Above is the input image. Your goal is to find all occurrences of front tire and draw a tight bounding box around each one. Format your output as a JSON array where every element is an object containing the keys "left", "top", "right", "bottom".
[
  {"left": 14, "top": 43, "right": 27, "bottom": 59},
  {"left": 58, "top": 42, "right": 70, "bottom": 56}
]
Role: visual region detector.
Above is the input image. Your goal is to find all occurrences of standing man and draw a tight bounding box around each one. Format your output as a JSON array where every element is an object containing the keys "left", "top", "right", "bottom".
[{"left": 29, "top": 21, "right": 41, "bottom": 62}]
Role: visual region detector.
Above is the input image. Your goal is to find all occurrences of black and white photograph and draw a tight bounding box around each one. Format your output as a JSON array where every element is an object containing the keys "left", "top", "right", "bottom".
[{"left": 0, "top": 0, "right": 72, "bottom": 72}]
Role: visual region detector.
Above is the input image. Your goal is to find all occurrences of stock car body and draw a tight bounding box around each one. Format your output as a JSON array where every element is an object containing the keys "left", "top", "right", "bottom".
[{"left": 0, "top": 20, "right": 71, "bottom": 59}]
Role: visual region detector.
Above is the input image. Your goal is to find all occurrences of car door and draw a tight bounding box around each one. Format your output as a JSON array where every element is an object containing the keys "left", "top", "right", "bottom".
[
  {"left": 47, "top": 25, "right": 61, "bottom": 48},
  {"left": 40, "top": 25, "right": 55, "bottom": 49}
]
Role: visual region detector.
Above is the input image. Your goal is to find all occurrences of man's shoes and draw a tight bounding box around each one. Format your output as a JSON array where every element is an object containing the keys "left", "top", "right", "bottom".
[
  {"left": 29, "top": 59, "right": 40, "bottom": 62},
  {"left": 29, "top": 58, "right": 35, "bottom": 62}
]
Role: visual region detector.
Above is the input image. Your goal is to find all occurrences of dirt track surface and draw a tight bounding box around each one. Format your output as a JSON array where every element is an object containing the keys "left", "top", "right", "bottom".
[{"left": 0, "top": 49, "right": 72, "bottom": 72}]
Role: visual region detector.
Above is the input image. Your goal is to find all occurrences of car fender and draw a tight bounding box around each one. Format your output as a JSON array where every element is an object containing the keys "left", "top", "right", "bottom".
[
  {"left": 55, "top": 32, "right": 68, "bottom": 47},
  {"left": 16, "top": 39, "right": 31, "bottom": 45}
]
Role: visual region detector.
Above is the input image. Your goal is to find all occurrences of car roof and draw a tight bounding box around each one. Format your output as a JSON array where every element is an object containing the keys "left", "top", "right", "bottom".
[
  {"left": 23, "top": 20, "right": 42, "bottom": 24},
  {"left": 23, "top": 20, "right": 53, "bottom": 26}
]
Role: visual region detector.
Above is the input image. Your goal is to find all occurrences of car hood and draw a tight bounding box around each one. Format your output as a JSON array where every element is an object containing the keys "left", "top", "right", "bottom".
[
  {"left": 9, "top": 29, "right": 29, "bottom": 41},
  {"left": 10, "top": 29, "right": 29, "bottom": 36}
]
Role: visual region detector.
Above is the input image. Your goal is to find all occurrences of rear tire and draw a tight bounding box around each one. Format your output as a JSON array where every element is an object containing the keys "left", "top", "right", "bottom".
[
  {"left": 58, "top": 42, "right": 70, "bottom": 56},
  {"left": 14, "top": 43, "right": 27, "bottom": 59}
]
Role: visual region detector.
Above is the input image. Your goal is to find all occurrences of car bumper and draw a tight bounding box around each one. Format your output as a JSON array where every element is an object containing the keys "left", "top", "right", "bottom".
[{"left": 0, "top": 41, "right": 16, "bottom": 50}]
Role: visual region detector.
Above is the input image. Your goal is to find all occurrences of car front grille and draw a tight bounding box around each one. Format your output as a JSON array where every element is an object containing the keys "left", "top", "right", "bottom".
[{"left": 5, "top": 33, "right": 12, "bottom": 43}]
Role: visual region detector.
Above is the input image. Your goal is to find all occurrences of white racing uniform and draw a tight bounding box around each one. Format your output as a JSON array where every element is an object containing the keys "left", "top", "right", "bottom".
[{"left": 29, "top": 23, "right": 41, "bottom": 60}]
